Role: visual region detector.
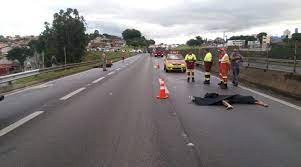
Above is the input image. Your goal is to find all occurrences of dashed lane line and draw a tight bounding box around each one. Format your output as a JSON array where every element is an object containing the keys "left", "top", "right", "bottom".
[
  {"left": 107, "top": 71, "right": 115, "bottom": 76},
  {"left": 60, "top": 87, "right": 86, "bottom": 101},
  {"left": 0, "top": 111, "right": 44, "bottom": 137},
  {"left": 92, "top": 77, "right": 105, "bottom": 84}
]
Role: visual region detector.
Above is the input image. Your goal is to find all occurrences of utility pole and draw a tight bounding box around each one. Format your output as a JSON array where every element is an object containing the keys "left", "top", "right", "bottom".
[
  {"left": 266, "top": 44, "right": 270, "bottom": 70},
  {"left": 293, "top": 41, "right": 297, "bottom": 73},
  {"left": 223, "top": 32, "right": 226, "bottom": 47},
  {"left": 42, "top": 51, "right": 45, "bottom": 69},
  {"left": 64, "top": 46, "right": 67, "bottom": 69}
]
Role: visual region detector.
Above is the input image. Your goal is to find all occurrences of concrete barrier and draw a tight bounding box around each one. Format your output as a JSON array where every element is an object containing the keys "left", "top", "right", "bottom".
[{"left": 197, "top": 63, "right": 301, "bottom": 99}]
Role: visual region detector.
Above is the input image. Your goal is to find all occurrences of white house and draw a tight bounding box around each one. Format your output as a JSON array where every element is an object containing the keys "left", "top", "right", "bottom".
[
  {"left": 227, "top": 40, "right": 245, "bottom": 47},
  {"left": 0, "top": 46, "right": 12, "bottom": 55},
  {"left": 262, "top": 35, "right": 271, "bottom": 48},
  {"left": 248, "top": 41, "right": 261, "bottom": 48}
]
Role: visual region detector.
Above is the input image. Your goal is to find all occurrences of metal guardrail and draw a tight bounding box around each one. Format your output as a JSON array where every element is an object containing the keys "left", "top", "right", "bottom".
[
  {"left": 0, "top": 57, "right": 123, "bottom": 85},
  {"left": 195, "top": 58, "right": 301, "bottom": 73},
  {"left": 0, "top": 69, "right": 40, "bottom": 84}
]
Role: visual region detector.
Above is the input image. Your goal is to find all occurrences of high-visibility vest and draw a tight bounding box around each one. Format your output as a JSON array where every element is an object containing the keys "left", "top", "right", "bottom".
[
  {"left": 204, "top": 52, "right": 212, "bottom": 62},
  {"left": 185, "top": 54, "right": 197, "bottom": 61},
  {"left": 220, "top": 54, "right": 230, "bottom": 64}
]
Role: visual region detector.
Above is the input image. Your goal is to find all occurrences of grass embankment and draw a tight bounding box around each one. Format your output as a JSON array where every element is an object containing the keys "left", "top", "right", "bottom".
[
  {"left": 84, "top": 51, "right": 129, "bottom": 61},
  {"left": 0, "top": 51, "right": 131, "bottom": 94}
]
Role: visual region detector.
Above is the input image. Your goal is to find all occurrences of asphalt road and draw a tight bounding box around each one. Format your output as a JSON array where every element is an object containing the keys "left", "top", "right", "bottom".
[{"left": 0, "top": 54, "right": 301, "bottom": 167}]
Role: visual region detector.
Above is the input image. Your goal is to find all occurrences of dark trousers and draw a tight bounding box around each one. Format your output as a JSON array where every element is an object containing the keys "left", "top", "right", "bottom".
[{"left": 232, "top": 66, "right": 240, "bottom": 85}]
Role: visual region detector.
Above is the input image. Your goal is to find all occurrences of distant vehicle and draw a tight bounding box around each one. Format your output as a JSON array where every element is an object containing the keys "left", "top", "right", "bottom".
[
  {"left": 137, "top": 49, "right": 143, "bottom": 53},
  {"left": 164, "top": 54, "right": 186, "bottom": 73},
  {"left": 152, "top": 50, "right": 164, "bottom": 57}
]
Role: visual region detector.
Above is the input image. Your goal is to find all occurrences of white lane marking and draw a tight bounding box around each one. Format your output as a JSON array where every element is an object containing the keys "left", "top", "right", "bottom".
[
  {"left": 107, "top": 71, "right": 115, "bottom": 76},
  {"left": 197, "top": 70, "right": 301, "bottom": 110},
  {"left": 60, "top": 87, "right": 86, "bottom": 100},
  {"left": 116, "top": 68, "right": 121, "bottom": 71},
  {"left": 238, "top": 85, "right": 301, "bottom": 111},
  {"left": 32, "top": 83, "right": 54, "bottom": 89},
  {"left": 187, "top": 143, "right": 194, "bottom": 147},
  {"left": 6, "top": 83, "right": 54, "bottom": 96},
  {"left": 0, "top": 111, "right": 44, "bottom": 137},
  {"left": 92, "top": 77, "right": 105, "bottom": 84}
]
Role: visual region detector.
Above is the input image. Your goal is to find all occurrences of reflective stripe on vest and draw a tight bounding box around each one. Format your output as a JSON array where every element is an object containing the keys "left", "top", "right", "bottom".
[{"left": 220, "top": 54, "right": 230, "bottom": 63}]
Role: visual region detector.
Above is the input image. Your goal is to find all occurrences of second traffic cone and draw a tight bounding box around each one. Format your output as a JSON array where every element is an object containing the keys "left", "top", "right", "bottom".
[{"left": 157, "top": 78, "right": 168, "bottom": 99}]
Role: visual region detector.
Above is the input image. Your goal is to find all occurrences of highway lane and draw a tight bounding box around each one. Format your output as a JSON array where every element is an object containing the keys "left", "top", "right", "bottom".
[
  {"left": 0, "top": 54, "right": 199, "bottom": 167},
  {"left": 153, "top": 57, "right": 301, "bottom": 167},
  {"left": 0, "top": 55, "right": 141, "bottom": 129},
  {"left": 0, "top": 55, "right": 300, "bottom": 166}
]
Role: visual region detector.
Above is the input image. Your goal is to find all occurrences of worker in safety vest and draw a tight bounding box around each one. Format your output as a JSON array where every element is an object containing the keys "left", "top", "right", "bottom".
[
  {"left": 217, "top": 48, "right": 223, "bottom": 85},
  {"left": 219, "top": 48, "right": 230, "bottom": 89},
  {"left": 203, "top": 48, "right": 213, "bottom": 84},
  {"left": 184, "top": 51, "right": 197, "bottom": 82}
]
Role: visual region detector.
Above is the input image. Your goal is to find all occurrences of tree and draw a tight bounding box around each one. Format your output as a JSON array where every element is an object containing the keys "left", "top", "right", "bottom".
[
  {"left": 195, "top": 36, "right": 204, "bottom": 45},
  {"left": 214, "top": 37, "right": 225, "bottom": 44},
  {"left": 94, "top": 30, "right": 100, "bottom": 36},
  {"left": 7, "top": 47, "right": 33, "bottom": 69},
  {"left": 121, "top": 29, "right": 150, "bottom": 47},
  {"left": 39, "top": 8, "right": 88, "bottom": 66},
  {"left": 148, "top": 39, "right": 155, "bottom": 45},
  {"left": 186, "top": 36, "right": 204, "bottom": 46},
  {"left": 292, "top": 33, "right": 301, "bottom": 42},
  {"left": 257, "top": 32, "right": 267, "bottom": 45},
  {"left": 186, "top": 39, "right": 199, "bottom": 46},
  {"left": 122, "top": 29, "right": 142, "bottom": 42}
]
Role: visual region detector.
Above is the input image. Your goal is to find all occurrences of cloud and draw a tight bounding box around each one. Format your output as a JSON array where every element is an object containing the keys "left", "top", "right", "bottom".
[{"left": 0, "top": 0, "right": 301, "bottom": 43}]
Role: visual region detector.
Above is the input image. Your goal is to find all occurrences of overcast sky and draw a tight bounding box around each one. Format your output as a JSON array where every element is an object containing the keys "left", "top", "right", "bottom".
[{"left": 0, "top": 0, "right": 301, "bottom": 44}]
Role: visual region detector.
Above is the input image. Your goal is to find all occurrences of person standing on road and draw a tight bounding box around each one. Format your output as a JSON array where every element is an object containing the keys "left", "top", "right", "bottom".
[
  {"left": 121, "top": 50, "right": 126, "bottom": 63},
  {"left": 217, "top": 48, "right": 223, "bottom": 85},
  {"left": 203, "top": 48, "right": 213, "bottom": 84},
  {"left": 184, "top": 51, "right": 197, "bottom": 82},
  {"left": 230, "top": 49, "right": 243, "bottom": 87},
  {"left": 101, "top": 53, "right": 107, "bottom": 71},
  {"left": 219, "top": 48, "right": 230, "bottom": 89}
]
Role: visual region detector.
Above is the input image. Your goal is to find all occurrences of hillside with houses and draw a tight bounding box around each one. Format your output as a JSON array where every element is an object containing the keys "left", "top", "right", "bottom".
[{"left": 0, "top": 34, "right": 125, "bottom": 76}]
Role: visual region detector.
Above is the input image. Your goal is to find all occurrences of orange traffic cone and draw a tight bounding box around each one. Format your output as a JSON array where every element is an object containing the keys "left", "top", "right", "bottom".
[
  {"left": 157, "top": 63, "right": 160, "bottom": 69},
  {"left": 157, "top": 78, "right": 168, "bottom": 99}
]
